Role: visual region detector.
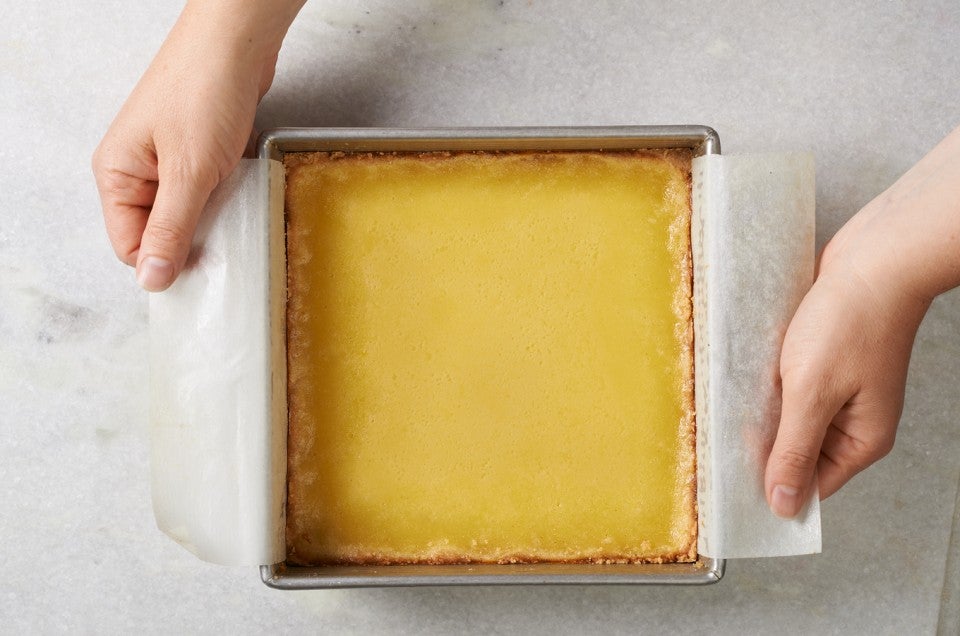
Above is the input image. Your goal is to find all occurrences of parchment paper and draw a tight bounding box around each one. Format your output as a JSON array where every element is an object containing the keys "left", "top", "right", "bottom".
[
  {"left": 693, "top": 153, "right": 822, "bottom": 558},
  {"left": 149, "top": 158, "right": 286, "bottom": 566},
  {"left": 149, "top": 151, "right": 821, "bottom": 566}
]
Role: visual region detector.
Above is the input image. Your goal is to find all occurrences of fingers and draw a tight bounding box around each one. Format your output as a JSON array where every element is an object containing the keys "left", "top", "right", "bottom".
[
  {"left": 98, "top": 181, "right": 156, "bottom": 267},
  {"left": 93, "top": 0, "right": 279, "bottom": 292},
  {"left": 816, "top": 411, "right": 896, "bottom": 500},
  {"left": 765, "top": 372, "right": 849, "bottom": 519},
  {"left": 135, "top": 159, "right": 219, "bottom": 292},
  {"left": 765, "top": 268, "right": 918, "bottom": 516},
  {"left": 93, "top": 139, "right": 218, "bottom": 291},
  {"left": 92, "top": 149, "right": 159, "bottom": 267}
]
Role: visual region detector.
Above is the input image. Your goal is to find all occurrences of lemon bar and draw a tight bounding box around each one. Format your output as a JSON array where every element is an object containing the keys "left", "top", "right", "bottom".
[{"left": 284, "top": 150, "right": 696, "bottom": 565}]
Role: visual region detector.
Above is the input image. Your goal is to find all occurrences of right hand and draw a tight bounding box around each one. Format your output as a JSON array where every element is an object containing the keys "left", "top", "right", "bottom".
[
  {"left": 764, "top": 122, "right": 960, "bottom": 517},
  {"left": 92, "top": 1, "right": 300, "bottom": 291},
  {"left": 764, "top": 238, "right": 930, "bottom": 518}
]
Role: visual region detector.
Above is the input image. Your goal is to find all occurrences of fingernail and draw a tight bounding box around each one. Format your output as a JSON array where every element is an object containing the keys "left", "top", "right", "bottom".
[
  {"left": 771, "top": 485, "right": 802, "bottom": 519},
  {"left": 136, "top": 256, "right": 174, "bottom": 292}
]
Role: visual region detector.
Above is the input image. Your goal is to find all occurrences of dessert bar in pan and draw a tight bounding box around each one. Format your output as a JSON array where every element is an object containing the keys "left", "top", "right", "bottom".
[{"left": 261, "top": 126, "right": 723, "bottom": 588}]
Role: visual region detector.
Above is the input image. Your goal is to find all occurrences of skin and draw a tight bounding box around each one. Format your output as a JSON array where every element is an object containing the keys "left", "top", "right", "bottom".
[
  {"left": 92, "top": 0, "right": 304, "bottom": 292},
  {"left": 92, "top": 2, "right": 960, "bottom": 516},
  {"left": 766, "top": 124, "right": 960, "bottom": 517}
]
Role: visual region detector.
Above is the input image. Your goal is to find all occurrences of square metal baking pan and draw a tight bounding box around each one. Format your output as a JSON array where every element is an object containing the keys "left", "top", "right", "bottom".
[{"left": 258, "top": 126, "right": 724, "bottom": 589}]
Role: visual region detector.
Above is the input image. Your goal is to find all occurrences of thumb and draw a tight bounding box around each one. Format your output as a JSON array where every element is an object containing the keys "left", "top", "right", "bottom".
[
  {"left": 765, "top": 374, "right": 847, "bottom": 518},
  {"left": 135, "top": 162, "right": 218, "bottom": 292}
]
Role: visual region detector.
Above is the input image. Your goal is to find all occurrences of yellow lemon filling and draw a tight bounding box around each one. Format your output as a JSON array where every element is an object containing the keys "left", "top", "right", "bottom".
[{"left": 285, "top": 150, "right": 695, "bottom": 565}]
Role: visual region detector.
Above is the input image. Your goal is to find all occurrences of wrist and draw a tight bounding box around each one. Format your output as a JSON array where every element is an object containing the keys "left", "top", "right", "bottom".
[
  {"left": 874, "top": 125, "right": 960, "bottom": 300},
  {"left": 819, "top": 204, "right": 934, "bottom": 321},
  {"left": 859, "top": 193, "right": 960, "bottom": 303},
  {"left": 180, "top": 0, "right": 304, "bottom": 68},
  {"left": 822, "top": 124, "right": 960, "bottom": 306}
]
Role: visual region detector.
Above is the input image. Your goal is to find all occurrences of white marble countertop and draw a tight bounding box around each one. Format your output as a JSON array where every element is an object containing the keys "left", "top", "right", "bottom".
[{"left": 3, "top": 1, "right": 959, "bottom": 632}]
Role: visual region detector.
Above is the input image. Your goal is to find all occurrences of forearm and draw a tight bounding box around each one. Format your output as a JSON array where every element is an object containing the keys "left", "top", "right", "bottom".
[
  {"left": 830, "top": 124, "right": 960, "bottom": 302},
  {"left": 153, "top": 0, "right": 305, "bottom": 94},
  {"left": 181, "top": 0, "right": 306, "bottom": 55}
]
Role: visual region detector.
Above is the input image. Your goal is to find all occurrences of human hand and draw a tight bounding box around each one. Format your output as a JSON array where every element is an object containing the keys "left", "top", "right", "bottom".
[
  {"left": 765, "top": 124, "right": 960, "bottom": 518},
  {"left": 764, "top": 235, "right": 930, "bottom": 518},
  {"left": 92, "top": 0, "right": 303, "bottom": 291}
]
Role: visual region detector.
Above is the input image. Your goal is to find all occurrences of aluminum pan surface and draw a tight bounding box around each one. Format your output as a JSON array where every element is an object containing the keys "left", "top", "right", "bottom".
[{"left": 260, "top": 126, "right": 723, "bottom": 588}]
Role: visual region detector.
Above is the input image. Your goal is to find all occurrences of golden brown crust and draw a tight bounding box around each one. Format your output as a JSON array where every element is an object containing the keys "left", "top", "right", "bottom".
[
  {"left": 284, "top": 149, "right": 697, "bottom": 565},
  {"left": 291, "top": 552, "right": 696, "bottom": 567},
  {"left": 671, "top": 151, "right": 698, "bottom": 562},
  {"left": 284, "top": 148, "right": 693, "bottom": 171},
  {"left": 283, "top": 162, "right": 309, "bottom": 563}
]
